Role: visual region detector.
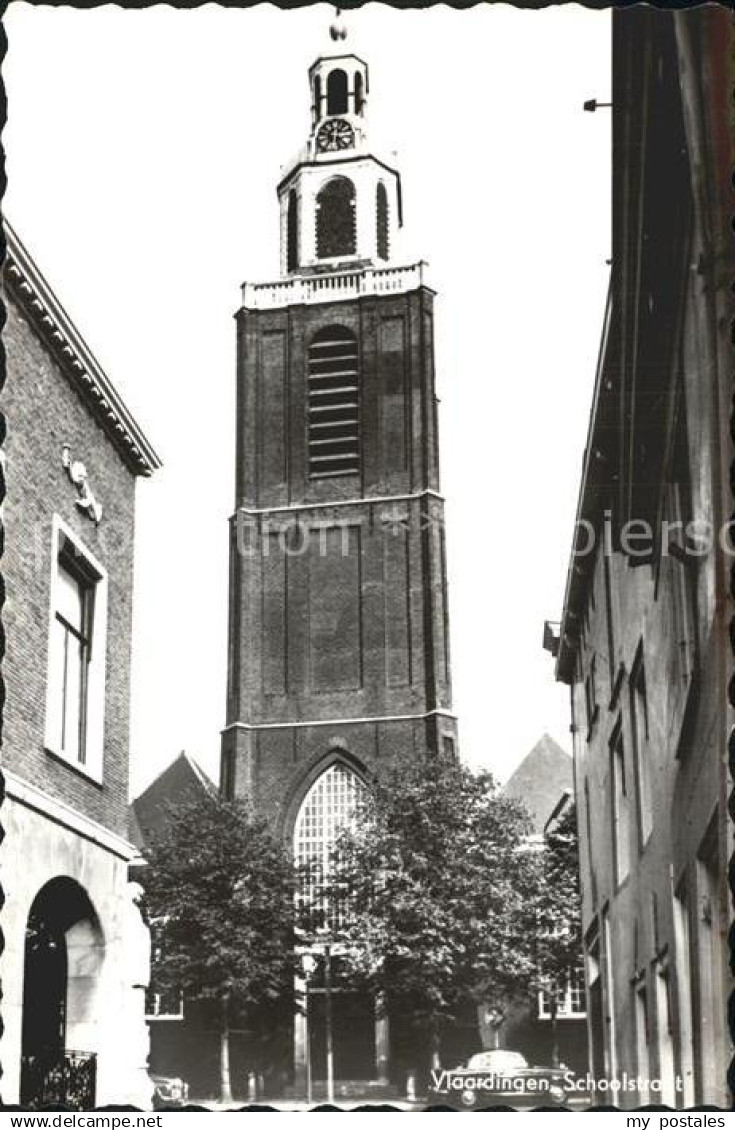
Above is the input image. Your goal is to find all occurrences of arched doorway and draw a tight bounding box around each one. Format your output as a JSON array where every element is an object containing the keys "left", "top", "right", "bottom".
[{"left": 20, "top": 878, "right": 103, "bottom": 1109}]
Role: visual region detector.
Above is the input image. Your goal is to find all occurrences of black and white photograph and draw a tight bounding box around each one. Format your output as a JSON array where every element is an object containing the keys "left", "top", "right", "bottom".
[{"left": 0, "top": 0, "right": 731, "bottom": 1113}]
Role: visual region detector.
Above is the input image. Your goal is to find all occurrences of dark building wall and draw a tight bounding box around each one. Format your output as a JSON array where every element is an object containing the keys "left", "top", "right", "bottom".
[
  {"left": 555, "top": 8, "right": 732, "bottom": 1109},
  {"left": 2, "top": 289, "right": 138, "bottom": 838}
]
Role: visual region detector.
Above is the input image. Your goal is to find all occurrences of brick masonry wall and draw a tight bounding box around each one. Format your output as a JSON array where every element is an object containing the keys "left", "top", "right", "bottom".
[
  {"left": 223, "top": 713, "right": 458, "bottom": 833},
  {"left": 222, "top": 286, "right": 457, "bottom": 832},
  {"left": 2, "top": 290, "right": 138, "bottom": 839}
]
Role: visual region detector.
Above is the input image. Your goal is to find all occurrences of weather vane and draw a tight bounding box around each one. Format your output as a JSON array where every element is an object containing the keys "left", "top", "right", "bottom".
[{"left": 330, "top": 6, "right": 347, "bottom": 41}]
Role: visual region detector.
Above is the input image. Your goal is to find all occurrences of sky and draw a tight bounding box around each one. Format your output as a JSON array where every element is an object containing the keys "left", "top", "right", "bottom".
[{"left": 3, "top": 2, "right": 611, "bottom": 797}]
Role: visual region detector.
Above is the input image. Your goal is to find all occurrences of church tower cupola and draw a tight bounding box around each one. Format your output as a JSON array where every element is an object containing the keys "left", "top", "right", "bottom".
[{"left": 278, "top": 12, "right": 402, "bottom": 275}]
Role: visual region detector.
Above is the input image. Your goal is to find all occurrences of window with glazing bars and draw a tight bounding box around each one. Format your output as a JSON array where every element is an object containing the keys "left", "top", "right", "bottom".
[
  {"left": 307, "top": 327, "right": 359, "bottom": 477},
  {"left": 293, "top": 761, "right": 366, "bottom": 930}
]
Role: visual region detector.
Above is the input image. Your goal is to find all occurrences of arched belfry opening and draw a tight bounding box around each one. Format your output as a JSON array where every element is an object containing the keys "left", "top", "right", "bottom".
[
  {"left": 354, "top": 71, "right": 364, "bottom": 115},
  {"left": 376, "top": 182, "right": 389, "bottom": 261},
  {"left": 326, "top": 68, "right": 348, "bottom": 115},
  {"left": 20, "top": 878, "right": 104, "bottom": 1108},
  {"left": 315, "top": 176, "right": 356, "bottom": 261},
  {"left": 313, "top": 74, "right": 323, "bottom": 123},
  {"left": 287, "top": 190, "right": 299, "bottom": 272}
]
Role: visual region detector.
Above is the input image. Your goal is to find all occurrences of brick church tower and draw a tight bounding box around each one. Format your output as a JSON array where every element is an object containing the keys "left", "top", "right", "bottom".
[{"left": 220, "top": 13, "right": 458, "bottom": 1087}]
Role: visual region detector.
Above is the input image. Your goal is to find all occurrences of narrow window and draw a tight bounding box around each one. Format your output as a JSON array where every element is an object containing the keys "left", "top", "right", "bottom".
[
  {"left": 673, "top": 877, "right": 695, "bottom": 1105},
  {"left": 46, "top": 526, "right": 107, "bottom": 777},
  {"left": 585, "top": 774, "right": 598, "bottom": 907},
  {"left": 221, "top": 748, "right": 236, "bottom": 800},
  {"left": 635, "top": 979, "right": 650, "bottom": 1101},
  {"left": 695, "top": 819, "right": 725, "bottom": 1102},
  {"left": 630, "top": 647, "right": 652, "bottom": 844},
  {"left": 655, "top": 964, "right": 677, "bottom": 1105},
  {"left": 326, "top": 68, "right": 348, "bottom": 115},
  {"left": 610, "top": 721, "right": 630, "bottom": 885},
  {"left": 376, "top": 182, "right": 389, "bottom": 261},
  {"left": 354, "top": 71, "right": 364, "bottom": 114},
  {"left": 313, "top": 74, "right": 322, "bottom": 122},
  {"left": 585, "top": 928, "right": 606, "bottom": 1082},
  {"left": 315, "top": 177, "right": 356, "bottom": 260},
  {"left": 603, "top": 553, "right": 616, "bottom": 692},
  {"left": 287, "top": 190, "right": 299, "bottom": 272},
  {"left": 666, "top": 381, "right": 697, "bottom": 693},
  {"left": 585, "top": 654, "right": 598, "bottom": 736},
  {"left": 602, "top": 908, "right": 617, "bottom": 1079},
  {"left": 307, "top": 326, "right": 359, "bottom": 478},
  {"left": 50, "top": 550, "right": 92, "bottom": 764}
]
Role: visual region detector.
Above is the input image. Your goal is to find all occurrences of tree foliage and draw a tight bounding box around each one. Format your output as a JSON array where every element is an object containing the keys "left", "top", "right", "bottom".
[
  {"left": 328, "top": 753, "right": 541, "bottom": 1052},
  {"left": 533, "top": 804, "right": 583, "bottom": 997},
  {"left": 143, "top": 793, "right": 296, "bottom": 1009}
]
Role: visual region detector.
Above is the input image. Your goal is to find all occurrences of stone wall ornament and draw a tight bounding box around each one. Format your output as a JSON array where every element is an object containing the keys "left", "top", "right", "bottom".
[{"left": 62, "top": 444, "right": 103, "bottom": 524}]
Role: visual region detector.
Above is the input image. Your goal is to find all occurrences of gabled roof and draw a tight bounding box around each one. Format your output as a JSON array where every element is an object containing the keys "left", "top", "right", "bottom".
[
  {"left": 3, "top": 221, "right": 161, "bottom": 477},
  {"left": 129, "top": 752, "right": 217, "bottom": 850},
  {"left": 503, "top": 734, "right": 573, "bottom": 835}
]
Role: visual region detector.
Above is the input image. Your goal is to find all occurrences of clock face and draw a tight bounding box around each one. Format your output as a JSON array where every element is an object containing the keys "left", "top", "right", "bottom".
[{"left": 316, "top": 118, "right": 355, "bottom": 153}]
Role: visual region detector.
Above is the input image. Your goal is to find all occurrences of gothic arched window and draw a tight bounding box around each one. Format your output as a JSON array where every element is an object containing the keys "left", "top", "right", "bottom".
[
  {"left": 376, "top": 182, "right": 389, "bottom": 261},
  {"left": 287, "top": 190, "right": 299, "bottom": 272},
  {"left": 293, "top": 760, "right": 366, "bottom": 928},
  {"left": 354, "top": 71, "right": 364, "bottom": 115},
  {"left": 326, "top": 68, "right": 348, "bottom": 115},
  {"left": 307, "top": 326, "right": 359, "bottom": 477},
  {"left": 315, "top": 176, "right": 356, "bottom": 261},
  {"left": 313, "top": 74, "right": 322, "bottom": 122}
]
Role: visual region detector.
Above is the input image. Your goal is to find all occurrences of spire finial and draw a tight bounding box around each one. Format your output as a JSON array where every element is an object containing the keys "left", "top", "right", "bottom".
[{"left": 329, "top": 7, "right": 348, "bottom": 42}]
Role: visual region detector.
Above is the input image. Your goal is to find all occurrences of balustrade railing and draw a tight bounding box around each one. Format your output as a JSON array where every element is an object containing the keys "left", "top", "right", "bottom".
[{"left": 241, "top": 261, "right": 430, "bottom": 309}]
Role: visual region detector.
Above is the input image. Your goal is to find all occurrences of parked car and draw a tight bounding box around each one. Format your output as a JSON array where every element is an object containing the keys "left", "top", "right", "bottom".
[
  {"left": 150, "top": 1073, "right": 190, "bottom": 1109},
  {"left": 430, "top": 1048, "right": 569, "bottom": 1109}
]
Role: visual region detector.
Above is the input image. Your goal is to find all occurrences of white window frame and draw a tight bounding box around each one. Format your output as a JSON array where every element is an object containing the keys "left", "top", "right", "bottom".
[
  {"left": 537, "top": 971, "right": 587, "bottom": 1020},
  {"left": 145, "top": 989, "right": 185, "bottom": 1022},
  {"left": 44, "top": 515, "right": 108, "bottom": 784}
]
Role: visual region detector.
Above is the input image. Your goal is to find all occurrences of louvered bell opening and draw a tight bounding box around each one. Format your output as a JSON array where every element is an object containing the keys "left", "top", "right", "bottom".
[{"left": 308, "top": 332, "right": 359, "bottom": 478}]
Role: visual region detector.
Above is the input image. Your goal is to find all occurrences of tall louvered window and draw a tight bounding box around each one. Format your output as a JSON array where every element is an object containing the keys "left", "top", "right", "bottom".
[
  {"left": 354, "top": 71, "right": 364, "bottom": 114},
  {"left": 307, "top": 326, "right": 359, "bottom": 478},
  {"left": 376, "top": 182, "right": 389, "bottom": 260},
  {"left": 313, "top": 74, "right": 322, "bottom": 122}
]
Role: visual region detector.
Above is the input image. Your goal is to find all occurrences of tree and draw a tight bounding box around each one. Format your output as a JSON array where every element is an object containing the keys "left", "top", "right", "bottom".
[
  {"left": 532, "top": 804, "right": 584, "bottom": 1067},
  {"left": 142, "top": 794, "right": 296, "bottom": 1103},
  {"left": 327, "top": 752, "right": 542, "bottom": 1077}
]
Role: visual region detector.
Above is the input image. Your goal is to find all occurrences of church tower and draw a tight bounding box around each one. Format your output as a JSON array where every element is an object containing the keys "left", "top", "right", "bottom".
[
  {"left": 221, "top": 12, "right": 457, "bottom": 816},
  {"left": 220, "top": 15, "right": 458, "bottom": 1084}
]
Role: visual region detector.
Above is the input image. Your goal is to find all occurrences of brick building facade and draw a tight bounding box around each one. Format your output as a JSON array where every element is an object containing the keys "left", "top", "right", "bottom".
[
  {"left": 549, "top": 9, "right": 732, "bottom": 1108},
  {"left": 1, "top": 224, "right": 160, "bottom": 1106},
  {"left": 219, "top": 21, "right": 458, "bottom": 1092}
]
